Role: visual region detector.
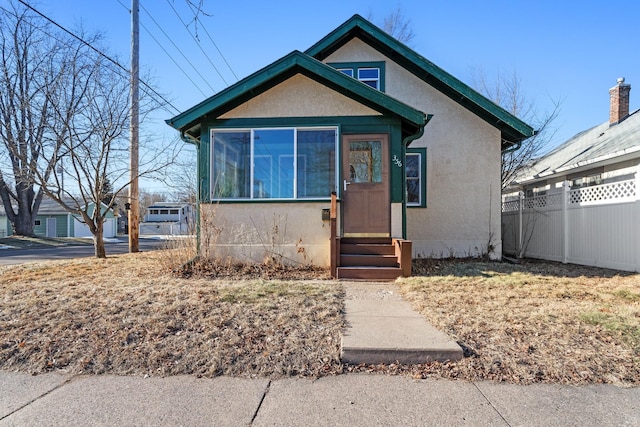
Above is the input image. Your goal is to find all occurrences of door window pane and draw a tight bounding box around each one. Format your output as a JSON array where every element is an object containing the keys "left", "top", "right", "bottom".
[
  {"left": 297, "top": 129, "right": 336, "bottom": 197},
  {"left": 253, "top": 129, "right": 294, "bottom": 198},
  {"left": 212, "top": 131, "right": 251, "bottom": 198},
  {"left": 349, "top": 141, "right": 382, "bottom": 183}
]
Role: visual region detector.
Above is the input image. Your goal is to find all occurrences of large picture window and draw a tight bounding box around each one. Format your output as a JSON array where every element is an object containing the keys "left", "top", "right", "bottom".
[{"left": 211, "top": 128, "right": 337, "bottom": 200}]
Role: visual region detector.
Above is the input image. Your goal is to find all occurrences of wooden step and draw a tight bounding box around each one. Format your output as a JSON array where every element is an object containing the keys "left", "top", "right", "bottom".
[
  {"left": 337, "top": 266, "right": 403, "bottom": 281},
  {"left": 340, "top": 243, "right": 396, "bottom": 255},
  {"left": 340, "top": 237, "right": 392, "bottom": 245},
  {"left": 340, "top": 254, "right": 399, "bottom": 267}
]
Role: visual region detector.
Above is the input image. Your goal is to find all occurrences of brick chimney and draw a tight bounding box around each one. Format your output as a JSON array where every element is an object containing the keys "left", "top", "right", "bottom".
[{"left": 609, "top": 77, "right": 631, "bottom": 125}]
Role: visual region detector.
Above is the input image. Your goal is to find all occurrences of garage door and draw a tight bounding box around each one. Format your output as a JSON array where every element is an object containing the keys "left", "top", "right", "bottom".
[{"left": 74, "top": 218, "right": 115, "bottom": 238}]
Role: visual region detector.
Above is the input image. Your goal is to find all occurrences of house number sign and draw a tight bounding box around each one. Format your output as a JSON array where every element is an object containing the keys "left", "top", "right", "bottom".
[{"left": 392, "top": 154, "right": 402, "bottom": 167}]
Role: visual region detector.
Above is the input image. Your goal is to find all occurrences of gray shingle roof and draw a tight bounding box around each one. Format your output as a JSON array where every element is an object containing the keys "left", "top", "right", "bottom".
[{"left": 519, "top": 109, "right": 640, "bottom": 183}]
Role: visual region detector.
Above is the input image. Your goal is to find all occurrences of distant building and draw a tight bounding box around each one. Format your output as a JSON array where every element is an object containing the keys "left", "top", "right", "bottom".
[
  {"left": 140, "top": 202, "right": 194, "bottom": 235},
  {"left": 0, "top": 196, "right": 117, "bottom": 238},
  {"left": 502, "top": 78, "right": 640, "bottom": 272}
]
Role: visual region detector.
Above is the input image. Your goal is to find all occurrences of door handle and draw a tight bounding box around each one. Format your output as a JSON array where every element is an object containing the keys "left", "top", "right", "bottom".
[{"left": 343, "top": 180, "right": 352, "bottom": 191}]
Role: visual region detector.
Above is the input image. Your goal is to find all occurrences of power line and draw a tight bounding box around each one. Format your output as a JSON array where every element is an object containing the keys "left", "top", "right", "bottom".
[
  {"left": 14, "top": 0, "right": 180, "bottom": 115},
  {"left": 115, "top": 0, "right": 209, "bottom": 97},
  {"left": 165, "top": 0, "right": 230, "bottom": 87},
  {"left": 183, "top": 0, "right": 239, "bottom": 81},
  {"left": 138, "top": 1, "right": 217, "bottom": 95}
]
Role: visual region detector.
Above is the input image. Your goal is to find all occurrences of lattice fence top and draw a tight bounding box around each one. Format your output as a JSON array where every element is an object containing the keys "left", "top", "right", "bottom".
[
  {"left": 502, "top": 199, "right": 520, "bottom": 212},
  {"left": 569, "top": 180, "right": 636, "bottom": 205},
  {"left": 502, "top": 179, "right": 637, "bottom": 212},
  {"left": 524, "top": 193, "right": 562, "bottom": 210}
]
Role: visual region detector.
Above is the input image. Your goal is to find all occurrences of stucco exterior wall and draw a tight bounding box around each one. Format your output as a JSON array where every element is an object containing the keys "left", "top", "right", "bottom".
[
  {"left": 325, "top": 38, "right": 503, "bottom": 259},
  {"left": 200, "top": 202, "right": 333, "bottom": 266},
  {"left": 220, "top": 74, "right": 381, "bottom": 119}
]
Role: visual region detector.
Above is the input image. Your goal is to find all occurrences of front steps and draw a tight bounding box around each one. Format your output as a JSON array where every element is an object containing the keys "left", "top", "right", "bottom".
[{"left": 336, "top": 238, "right": 410, "bottom": 281}]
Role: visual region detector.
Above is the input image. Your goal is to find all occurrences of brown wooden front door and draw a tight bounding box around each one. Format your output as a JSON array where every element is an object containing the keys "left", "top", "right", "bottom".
[{"left": 341, "top": 134, "right": 390, "bottom": 237}]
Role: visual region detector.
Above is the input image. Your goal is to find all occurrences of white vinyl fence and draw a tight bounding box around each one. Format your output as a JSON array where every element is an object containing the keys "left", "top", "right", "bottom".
[{"left": 502, "top": 179, "right": 640, "bottom": 272}]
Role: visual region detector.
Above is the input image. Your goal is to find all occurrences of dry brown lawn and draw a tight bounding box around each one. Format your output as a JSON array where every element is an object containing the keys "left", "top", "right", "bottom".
[
  {"left": 0, "top": 252, "right": 343, "bottom": 378},
  {"left": 1, "top": 251, "right": 639, "bottom": 385},
  {"left": 392, "top": 259, "right": 640, "bottom": 385}
]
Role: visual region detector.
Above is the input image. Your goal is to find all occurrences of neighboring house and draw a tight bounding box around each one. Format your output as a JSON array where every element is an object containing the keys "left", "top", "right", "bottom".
[
  {"left": 166, "top": 15, "right": 533, "bottom": 278},
  {"left": 140, "top": 202, "right": 194, "bottom": 235},
  {"left": 502, "top": 78, "right": 640, "bottom": 272},
  {"left": 0, "top": 197, "right": 118, "bottom": 239},
  {"left": 0, "top": 213, "right": 9, "bottom": 238}
]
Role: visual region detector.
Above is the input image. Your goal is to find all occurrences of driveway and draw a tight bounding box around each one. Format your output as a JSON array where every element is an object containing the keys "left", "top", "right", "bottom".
[{"left": 0, "top": 238, "right": 166, "bottom": 265}]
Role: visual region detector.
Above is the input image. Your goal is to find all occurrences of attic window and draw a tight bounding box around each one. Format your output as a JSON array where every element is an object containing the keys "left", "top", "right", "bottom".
[{"left": 329, "top": 61, "right": 385, "bottom": 92}]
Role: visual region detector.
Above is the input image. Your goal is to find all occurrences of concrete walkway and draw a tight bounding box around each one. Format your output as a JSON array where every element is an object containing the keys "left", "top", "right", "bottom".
[
  {"left": 1, "top": 370, "right": 639, "bottom": 426},
  {"left": 341, "top": 282, "right": 463, "bottom": 364}
]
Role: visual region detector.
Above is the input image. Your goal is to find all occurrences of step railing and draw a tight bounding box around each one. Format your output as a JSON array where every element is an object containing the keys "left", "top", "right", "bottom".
[
  {"left": 330, "top": 192, "right": 339, "bottom": 278},
  {"left": 393, "top": 238, "right": 412, "bottom": 277}
]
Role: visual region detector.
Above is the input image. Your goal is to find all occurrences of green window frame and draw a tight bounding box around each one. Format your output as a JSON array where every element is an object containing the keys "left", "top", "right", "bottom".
[
  {"left": 329, "top": 61, "right": 386, "bottom": 92},
  {"left": 406, "top": 148, "right": 427, "bottom": 207}
]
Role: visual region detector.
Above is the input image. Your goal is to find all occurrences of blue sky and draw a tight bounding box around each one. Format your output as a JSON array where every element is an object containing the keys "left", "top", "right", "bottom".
[{"left": 28, "top": 0, "right": 640, "bottom": 157}]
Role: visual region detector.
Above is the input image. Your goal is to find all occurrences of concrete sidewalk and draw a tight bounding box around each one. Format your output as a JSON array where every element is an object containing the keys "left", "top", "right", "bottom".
[
  {"left": 1, "top": 371, "right": 639, "bottom": 426},
  {"left": 341, "top": 282, "right": 463, "bottom": 364}
]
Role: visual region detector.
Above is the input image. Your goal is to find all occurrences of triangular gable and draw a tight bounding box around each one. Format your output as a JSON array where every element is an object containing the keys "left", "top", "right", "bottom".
[
  {"left": 219, "top": 74, "right": 382, "bottom": 119},
  {"left": 305, "top": 15, "right": 534, "bottom": 148},
  {"left": 166, "top": 51, "right": 427, "bottom": 140}
]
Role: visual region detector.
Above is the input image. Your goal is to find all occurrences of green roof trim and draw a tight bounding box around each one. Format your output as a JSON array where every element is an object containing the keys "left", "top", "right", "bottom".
[
  {"left": 166, "top": 50, "right": 427, "bottom": 139},
  {"left": 305, "top": 14, "right": 535, "bottom": 147}
]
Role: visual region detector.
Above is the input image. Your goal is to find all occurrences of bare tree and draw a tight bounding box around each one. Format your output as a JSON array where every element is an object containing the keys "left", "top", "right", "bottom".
[
  {"left": 0, "top": 2, "right": 81, "bottom": 236},
  {"left": 38, "top": 54, "right": 170, "bottom": 258},
  {"left": 470, "top": 68, "right": 560, "bottom": 189},
  {"left": 368, "top": 7, "right": 416, "bottom": 44},
  {"left": 165, "top": 152, "right": 197, "bottom": 204},
  {"left": 382, "top": 7, "right": 415, "bottom": 44}
]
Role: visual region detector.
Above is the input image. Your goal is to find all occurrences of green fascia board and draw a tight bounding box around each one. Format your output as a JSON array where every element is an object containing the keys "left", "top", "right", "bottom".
[
  {"left": 305, "top": 15, "right": 535, "bottom": 146},
  {"left": 166, "top": 50, "right": 426, "bottom": 136}
]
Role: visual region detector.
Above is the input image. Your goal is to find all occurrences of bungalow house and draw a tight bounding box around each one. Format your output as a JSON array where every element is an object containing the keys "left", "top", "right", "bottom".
[
  {"left": 502, "top": 78, "right": 640, "bottom": 272},
  {"left": 0, "top": 196, "right": 118, "bottom": 239},
  {"left": 140, "top": 202, "right": 194, "bottom": 235},
  {"left": 166, "top": 15, "right": 534, "bottom": 279}
]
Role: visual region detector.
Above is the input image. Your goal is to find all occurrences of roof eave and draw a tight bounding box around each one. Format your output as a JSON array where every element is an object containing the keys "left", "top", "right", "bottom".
[{"left": 167, "top": 50, "right": 427, "bottom": 134}]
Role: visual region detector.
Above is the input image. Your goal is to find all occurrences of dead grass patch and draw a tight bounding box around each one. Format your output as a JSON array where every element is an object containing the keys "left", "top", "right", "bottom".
[
  {"left": 0, "top": 253, "right": 343, "bottom": 378},
  {"left": 3, "top": 252, "right": 639, "bottom": 385},
  {"left": 391, "top": 259, "right": 640, "bottom": 385}
]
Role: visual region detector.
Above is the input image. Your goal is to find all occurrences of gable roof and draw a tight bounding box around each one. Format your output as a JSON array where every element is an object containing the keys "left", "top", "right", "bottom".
[
  {"left": 166, "top": 50, "right": 428, "bottom": 140},
  {"left": 517, "top": 109, "right": 640, "bottom": 184},
  {"left": 0, "top": 196, "right": 115, "bottom": 217},
  {"left": 305, "top": 14, "right": 535, "bottom": 148}
]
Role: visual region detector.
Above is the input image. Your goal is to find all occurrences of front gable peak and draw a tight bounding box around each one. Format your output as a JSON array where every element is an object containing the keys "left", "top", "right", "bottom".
[{"left": 166, "top": 50, "right": 426, "bottom": 140}]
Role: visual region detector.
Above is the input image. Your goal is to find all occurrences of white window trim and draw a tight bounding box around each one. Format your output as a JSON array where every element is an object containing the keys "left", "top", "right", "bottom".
[
  {"left": 406, "top": 152, "right": 422, "bottom": 207},
  {"left": 357, "top": 67, "right": 380, "bottom": 90}
]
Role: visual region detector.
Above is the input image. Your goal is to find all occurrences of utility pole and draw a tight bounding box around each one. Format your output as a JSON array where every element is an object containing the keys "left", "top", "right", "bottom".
[{"left": 128, "top": 0, "right": 140, "bottom": 252}]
